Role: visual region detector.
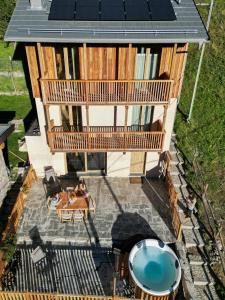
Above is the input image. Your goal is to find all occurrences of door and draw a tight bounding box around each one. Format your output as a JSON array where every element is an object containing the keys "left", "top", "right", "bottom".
[{"left": 130, "top": 152, "right": 146, "bottom": 175}]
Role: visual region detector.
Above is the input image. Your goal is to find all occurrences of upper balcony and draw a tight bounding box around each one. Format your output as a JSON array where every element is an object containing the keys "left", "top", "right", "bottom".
[{"left": 41, "top": 79, "right": 173, "bottom": 106}]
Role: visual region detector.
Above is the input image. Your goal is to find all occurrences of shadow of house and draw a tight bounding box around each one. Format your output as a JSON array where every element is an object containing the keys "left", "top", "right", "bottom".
[
  {"left": 111, "top": 212, "right": 158, "bottom": 250},
  {"left": 141, "top": 178, "right": 175, "bottom": 238}
]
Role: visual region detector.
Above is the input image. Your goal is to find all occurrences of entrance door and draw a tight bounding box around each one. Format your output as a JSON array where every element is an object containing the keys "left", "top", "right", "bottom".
[{"left": 130, "top": 152, "right": 146, "bottom": 175}]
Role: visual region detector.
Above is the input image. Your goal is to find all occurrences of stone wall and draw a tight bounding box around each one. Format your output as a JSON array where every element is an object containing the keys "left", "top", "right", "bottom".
[{"left": 0, "top": 150, "right": 10, "bottom": 207}]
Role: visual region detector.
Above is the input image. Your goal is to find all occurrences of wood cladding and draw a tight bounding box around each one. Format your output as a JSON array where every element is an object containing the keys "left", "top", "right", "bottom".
[
  {"left": 37, "top": 43, "right": 57, "bottom": 79},
  {"left": 26, "top": 43, "right": 188, "bottom": 101},
  {"left": 25, "top": 45, "right": 40, "bottom": 98},
  {"left": 79, "top": 46, "right": 116, "bottom": 80},
  {"left": 159, "top": 43, "right": 188, "bottom": 98}
]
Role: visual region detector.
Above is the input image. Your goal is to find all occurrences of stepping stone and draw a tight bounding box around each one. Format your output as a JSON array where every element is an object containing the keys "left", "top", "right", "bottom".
[
  {"left": 183, "top": 228, "right": 204, "bottom": 248},
  {"left": 195, "top": 285, "right": 220, "bottom": 300},
  {"left": 187, "top": 247, "right": 208, "bottom": 265},
  {"left": 170, "top": 152, "right": 184, "bottom": 165},
  {"left": 171, "top": 174, "right": 187, "bottom": 188},
  {"left": 176, "top": 185, "right": 189, "bottom": 200},
  {"left": 179, "top": 212, "right": 200, "bottom": 230},
  {"left": 190, "top": 264, "right": 215, "bottom": 286},
  {"left": 169, "top": 143, "right": 179, "bottom": 154},
  {"left": 170, "top": 163, "right": 185, "bottom": 176}
]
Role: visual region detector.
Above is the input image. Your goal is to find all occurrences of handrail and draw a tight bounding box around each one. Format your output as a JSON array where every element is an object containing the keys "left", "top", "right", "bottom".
[
  {"left": 48, "top": 128, "right": 164, "bottom": 152},
  {"left": 41, "top": 79, "right": 173, "bottom": 105}
]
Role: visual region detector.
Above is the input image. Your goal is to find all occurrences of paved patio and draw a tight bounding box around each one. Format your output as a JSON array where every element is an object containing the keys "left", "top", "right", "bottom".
[{"left": 17, "top": 176, "right": 175, "bottom": 246}]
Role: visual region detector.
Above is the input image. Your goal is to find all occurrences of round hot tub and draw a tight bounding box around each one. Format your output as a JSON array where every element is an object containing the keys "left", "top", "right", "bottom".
[{"left": 129, "top": 239, "right": 181, "bottom": 297}]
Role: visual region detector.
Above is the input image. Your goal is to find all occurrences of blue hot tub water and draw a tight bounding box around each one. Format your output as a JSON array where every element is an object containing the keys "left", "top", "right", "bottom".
[{"left": 132, "top": 245, "right": 176, "bottom": 292}]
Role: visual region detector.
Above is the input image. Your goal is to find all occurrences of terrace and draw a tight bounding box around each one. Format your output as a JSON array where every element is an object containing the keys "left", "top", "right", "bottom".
[{"left": 2, "top": 176, "right": 177, "bottom": 295}]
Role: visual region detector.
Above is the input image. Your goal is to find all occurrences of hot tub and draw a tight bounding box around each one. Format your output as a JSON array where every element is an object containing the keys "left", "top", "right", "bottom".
[{"left": 129, "top": 239, "right": 181, "bottom": 297}]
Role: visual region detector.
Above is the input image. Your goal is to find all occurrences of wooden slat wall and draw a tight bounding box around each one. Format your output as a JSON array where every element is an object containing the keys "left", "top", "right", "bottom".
[
  {"left": 37, "top": 43, "right": 57, "bottom": 79},
  {"left": 171, "top": 43, "right": 188, "bottom": 98},
  {"left": 25, "top": 45, "right": 40, "bottom": 98},
  {"left": 79, "top": 46, "right": 116, "bottom": 80},
  {"left": 159, "top": 46, "right": 174, "bottom": 79},
  {"left": 159, "top": 43, "right": 188, "bottom": 98},
  {"left": 118, "top": 46, "right": 137, "bottom": 79}
]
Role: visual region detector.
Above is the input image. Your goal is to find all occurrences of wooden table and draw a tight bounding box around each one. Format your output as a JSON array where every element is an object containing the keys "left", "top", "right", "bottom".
[{"left": 56, "top": 191, "right": 89, "bottom": 219}]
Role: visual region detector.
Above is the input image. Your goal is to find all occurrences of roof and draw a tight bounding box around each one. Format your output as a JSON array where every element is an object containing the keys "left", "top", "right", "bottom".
[
  {"left": 4, "top": 0, "right": 209, "bottom": 44},
  {"left": 0, "top": 124, "right": 14, "bottom": 144}
]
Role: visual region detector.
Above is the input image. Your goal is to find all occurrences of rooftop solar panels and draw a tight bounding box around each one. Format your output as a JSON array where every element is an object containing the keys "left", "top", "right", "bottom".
[{"left": 48, "top": 0, "right": 176, "bottom": 22}]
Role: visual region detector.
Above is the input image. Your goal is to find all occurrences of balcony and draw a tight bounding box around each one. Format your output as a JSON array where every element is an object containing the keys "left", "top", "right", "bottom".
[
  {"left": 41, "top": 79, "right": 173, "bottom": 105},
  {"left": 48, "top": 125, "right": 165, "bottom": 152}
]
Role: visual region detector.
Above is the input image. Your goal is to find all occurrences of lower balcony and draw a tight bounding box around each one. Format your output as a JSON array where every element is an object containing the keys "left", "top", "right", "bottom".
[{"left": 48, "top": 125, "right": 165, "bottom": 152}]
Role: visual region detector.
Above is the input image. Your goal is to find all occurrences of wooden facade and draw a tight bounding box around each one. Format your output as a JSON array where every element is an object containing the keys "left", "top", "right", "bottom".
[{"left": 24, "top": 43, "right": 188, "bottom": 153}]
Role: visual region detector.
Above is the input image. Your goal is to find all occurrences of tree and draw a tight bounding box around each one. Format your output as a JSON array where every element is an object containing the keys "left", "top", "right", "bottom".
[{"left": 0, "top": 0, "right": 16, "bottom": 39}]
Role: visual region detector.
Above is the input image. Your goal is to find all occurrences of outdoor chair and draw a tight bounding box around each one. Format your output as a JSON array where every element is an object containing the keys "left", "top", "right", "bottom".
[
  {"left": 30, "top": 246, "right": 46, "bottom": 264},
  {"left": 59, "top": 209, "right": 74, "bottom": 223},
  {"left": 44, "top": 166, "right": 57, "bottom": 182},
  {"left": 73, "top": 210, "right": 84, "bottom": 222}
]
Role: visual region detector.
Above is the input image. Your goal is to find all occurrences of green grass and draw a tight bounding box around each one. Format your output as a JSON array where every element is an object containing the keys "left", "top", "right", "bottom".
[
  {"left": 0, "top": 76, "right": 28, "bottom": 92},
  {"left": 0, "top": 95, "right": 31, "bottom": 119},
  {"left": 7, "top": 128, "right": 28, "bottom": 169},
  {"left": 0, "top": 95, "right": 31, "bottom": 169},
  {"left": 175, "top": 0, "right": 225, "bottom": 285},
  {"left": 0, "top": 42, "right": 23, "bottom": 71}
]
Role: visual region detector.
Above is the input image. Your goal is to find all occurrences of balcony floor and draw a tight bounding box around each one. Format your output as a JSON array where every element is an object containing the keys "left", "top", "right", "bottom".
[{"left": 17, "top": 177, "right": 175, "bottom": 246}]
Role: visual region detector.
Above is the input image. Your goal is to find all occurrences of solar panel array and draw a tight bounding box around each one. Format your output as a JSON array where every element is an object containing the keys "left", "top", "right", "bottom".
[{"left": 48, "top": 0, "right": 176, "bottom": 21}]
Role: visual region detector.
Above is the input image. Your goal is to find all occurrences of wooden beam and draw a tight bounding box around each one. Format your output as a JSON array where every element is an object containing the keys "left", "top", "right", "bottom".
[
  {"left": 25, "top": 45, "right": 40, "bottom": 98},
  {"left": 63, "top": 47, "right": 73, "bottom": 125}
]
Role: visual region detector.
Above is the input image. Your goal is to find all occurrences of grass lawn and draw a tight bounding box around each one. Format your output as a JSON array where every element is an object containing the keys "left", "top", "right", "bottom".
[
  {"left": 0, "top": 42, "right": 23, "bottom": 71},
  {"left": 0, "top": 95, "right": 32, "bottom": 170},
  {"left": 0, "top": 95, "right": 31, "bottom": 119},
  {"left": 0, "top": 76, "right": 28, "bottom": 92},
  {"left": 175, "top": 0, "right": 225, "bottom": 287}
]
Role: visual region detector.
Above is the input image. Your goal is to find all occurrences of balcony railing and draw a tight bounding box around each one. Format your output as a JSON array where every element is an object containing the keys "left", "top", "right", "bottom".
[
  {"left": 41, "top": 79, "right": 173, "bottom": 105},
  {"left": 48, "top": 126, "right": 165, "bottom": 152}
]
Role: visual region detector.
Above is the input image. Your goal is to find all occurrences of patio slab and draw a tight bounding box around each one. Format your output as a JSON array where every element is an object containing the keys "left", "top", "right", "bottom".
[{"left": 17, "top": 177, "right": 176, "bottom": 246}]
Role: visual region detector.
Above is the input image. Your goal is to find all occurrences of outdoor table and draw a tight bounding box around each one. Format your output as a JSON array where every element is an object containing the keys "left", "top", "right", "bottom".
[{"left": 56, "top": 191, "right": 89, "bottom": 219}]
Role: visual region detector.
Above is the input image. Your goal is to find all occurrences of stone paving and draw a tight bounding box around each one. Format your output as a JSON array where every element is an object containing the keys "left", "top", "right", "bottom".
[{"left": 17, "top": 177, "right": 176, "bottom": 246}]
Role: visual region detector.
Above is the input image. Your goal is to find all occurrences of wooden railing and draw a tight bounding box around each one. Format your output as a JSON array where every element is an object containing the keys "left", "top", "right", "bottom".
[
  {"left": 41, "top": 79, "right": 173, "bottom": 105},
  {"left": 0, "top": 292, "right": 171, "bottom": 300},
  {"left": 1, "top": 166, "right": 37, "bottom": 240},
  {"left": 164, "top": 152, "right": 182, "bottom": 241},
  {"left": 48, "top": 126, "right": 164, "bottom": 152}
]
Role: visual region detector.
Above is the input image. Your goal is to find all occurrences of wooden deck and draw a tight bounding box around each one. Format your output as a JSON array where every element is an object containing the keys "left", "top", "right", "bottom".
[
  {"left": 41, "top": 79, "right": 173, "bottom": 105},
  {"left": 48, "top": 126, "right": 164, "bottom": 153}
]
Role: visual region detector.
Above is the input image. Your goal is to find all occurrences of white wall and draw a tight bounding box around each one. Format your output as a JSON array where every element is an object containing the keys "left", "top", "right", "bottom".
[
  {"left": 163, "top": 99, "right": 177, "bottom": 151},
  {"left": 107, "top": 152, "right": 131, "bottom": 177},
  {"left": 0, "top": 149, "right": 10, "bottom": 207},
  {"left": 145, "top": 151, "right": 160, "bottom": 177},
  {"left": 26, "top": 99, "right": 66, "bottom": 177}
]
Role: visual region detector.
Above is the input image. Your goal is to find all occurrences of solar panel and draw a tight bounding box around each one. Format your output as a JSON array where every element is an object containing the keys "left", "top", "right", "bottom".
[
  {"left": 149, "top": 0, "right": 176, "bottom": 21},
  {"left": 49, "top": 0, "right": 75, "bottom": 20},
  {"left": 48, "top": 0, "right": 176, "bottom": 22},
  {"left": 125, "top": 0, "right": 150, "bottom": 21}
]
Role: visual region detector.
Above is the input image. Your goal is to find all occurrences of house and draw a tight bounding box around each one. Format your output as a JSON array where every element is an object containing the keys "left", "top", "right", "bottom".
[
  {"left": 0, "top": 124, "right": 14, "bottom": 207},
  {"left": 2, "top": 1, "right": 215, "bottom": 299},
  {"left": 4, "top": 0, "right": 209, "bottom": 178}
]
